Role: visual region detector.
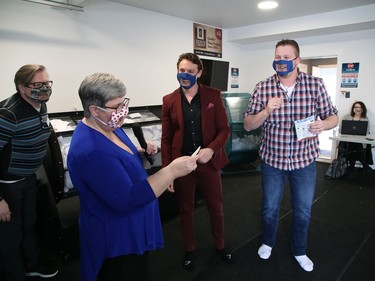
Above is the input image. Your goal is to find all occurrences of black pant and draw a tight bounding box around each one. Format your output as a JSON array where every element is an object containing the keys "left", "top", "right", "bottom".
[
  {"left": 0, "top": 175, "right": 38, "bottom": 281},
  {"left": 339, "top": 142, "right": 373, "bottom": 169},
  {"left": 98, "top": 252, "right": 150, "bottom": 281},
  {"left": 346, "top": 142, "right": 373, "bottom": 168}
]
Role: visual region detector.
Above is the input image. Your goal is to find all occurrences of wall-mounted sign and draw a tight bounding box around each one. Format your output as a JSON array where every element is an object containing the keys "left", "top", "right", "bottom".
[
  {"left": 193, "top": 23, "right": 222, "bottom": 58},
  {"left": 231, "top": 68, "right": 239, "bottom": 88},
  {"left": 341, "top": 62, "right": 359, "bottom": 88}
]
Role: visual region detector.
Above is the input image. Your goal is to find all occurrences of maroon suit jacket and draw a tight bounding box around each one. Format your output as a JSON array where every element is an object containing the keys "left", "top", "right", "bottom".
[{"left": 161, "top": 84, "right": 230, "bottom": 170}]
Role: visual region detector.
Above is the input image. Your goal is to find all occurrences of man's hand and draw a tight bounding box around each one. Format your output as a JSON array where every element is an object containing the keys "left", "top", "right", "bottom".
[
  {"left": 136, "top": 140, "right": 158, "bottom": 155},
  {"left": 266, "top": 97, "right": 283, "bottom": 115},
  {"left": 167, "top": 182, "right": 175, "bottom": 193},
  {"left": 0, "top": 199, "right": 11, "bottom": 222},
  {"left": 197, "top": 148, "right": 214, "bottom": 164},
  {"left": 308, "top": 120, "right": 325, "bottom": 134}
]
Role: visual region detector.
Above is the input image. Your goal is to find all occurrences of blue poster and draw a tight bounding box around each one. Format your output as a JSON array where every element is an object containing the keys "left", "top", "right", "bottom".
[{"left": 341, "top": 62, "right": 359, "bottom": 88}]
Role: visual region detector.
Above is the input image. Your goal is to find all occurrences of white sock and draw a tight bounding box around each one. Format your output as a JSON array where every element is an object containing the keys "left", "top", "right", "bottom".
[
  {"left": 258, "top": 244, "right": 272, "bottom": 259},
  {"left": 295, "top": 255, "right": 314, "bottom": 272}
]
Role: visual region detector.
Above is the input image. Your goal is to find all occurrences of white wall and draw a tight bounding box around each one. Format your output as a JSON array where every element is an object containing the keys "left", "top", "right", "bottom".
[
  {"left": 1, "top": 0, "right": 375, "bottom": 132},
  {"left": 224, "top": 30, "right": 375, "bottom": 134},
  {"left": 0, "top": 0, "right": 194, "bottom": 112}
]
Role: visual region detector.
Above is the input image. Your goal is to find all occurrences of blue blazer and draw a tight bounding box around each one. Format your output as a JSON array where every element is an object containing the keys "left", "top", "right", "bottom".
[{"left": 67, "top": 122, "right": 163, "bottom": 281}]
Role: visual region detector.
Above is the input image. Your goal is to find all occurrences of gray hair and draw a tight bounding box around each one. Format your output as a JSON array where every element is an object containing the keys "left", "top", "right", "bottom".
[{"left": 78, "top": 73, "right": 126, "bottom": 118}]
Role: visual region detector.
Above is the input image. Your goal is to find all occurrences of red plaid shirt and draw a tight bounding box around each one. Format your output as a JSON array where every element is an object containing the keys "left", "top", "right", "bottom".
[{"left": 244, "top": 70, "right": 338, "bottom": 171}]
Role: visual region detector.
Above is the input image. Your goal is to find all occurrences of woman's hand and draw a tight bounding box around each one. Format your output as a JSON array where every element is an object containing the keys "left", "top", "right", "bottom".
[
  {"left": 147, "top": 155, "right": 198, "bottom": 197},
  {"left": 169, "top": 155, "right": 199, "bottom": 178}
]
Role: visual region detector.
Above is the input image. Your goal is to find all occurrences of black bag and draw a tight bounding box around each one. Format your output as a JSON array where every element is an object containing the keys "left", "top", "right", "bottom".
[{"left": 325, "top": 156, "right": 348, "bottom": 179}]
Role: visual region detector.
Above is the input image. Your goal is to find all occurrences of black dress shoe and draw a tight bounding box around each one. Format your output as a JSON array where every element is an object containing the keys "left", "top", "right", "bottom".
[
  {"left": 216, "top": 248, "right": 234, "bottom": 264},
  {"left": 182, "top": 251, "right": 195, "bottom": 271}
]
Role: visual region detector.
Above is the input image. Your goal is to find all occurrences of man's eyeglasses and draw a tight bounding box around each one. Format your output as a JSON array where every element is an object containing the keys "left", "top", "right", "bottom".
[
  {"left": 103, "top": 98, "right": 130, "bottom": 113},
  {"left": 28, "top": 81, "right": 53, "bottom": 89}
]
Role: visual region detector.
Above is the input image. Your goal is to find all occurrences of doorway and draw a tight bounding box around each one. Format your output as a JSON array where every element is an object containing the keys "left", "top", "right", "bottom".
[{"left": 300, "top": 57, "right": 338, "bottom": 162}]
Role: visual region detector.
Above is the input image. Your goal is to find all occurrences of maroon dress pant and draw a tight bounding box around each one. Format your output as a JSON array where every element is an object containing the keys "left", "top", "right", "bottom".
[{"left": 174, "top": 161, "right": 225, "bottom": 251}]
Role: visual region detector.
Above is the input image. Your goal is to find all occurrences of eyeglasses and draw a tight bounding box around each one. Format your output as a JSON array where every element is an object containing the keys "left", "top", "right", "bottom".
[
  {"left": 102, "top": 98, "right": 130, "bottom": 113},
  {"left": 28, "top": 81, "right": 53, "bottom": 89}
]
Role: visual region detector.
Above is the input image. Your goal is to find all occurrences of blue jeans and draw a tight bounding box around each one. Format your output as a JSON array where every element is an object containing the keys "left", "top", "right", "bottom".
[{"left": 260, "top": 161, "right": 316, "bottom": 256}]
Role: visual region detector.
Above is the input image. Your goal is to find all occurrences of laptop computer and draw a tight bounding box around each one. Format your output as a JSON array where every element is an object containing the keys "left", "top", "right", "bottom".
[{"left": 341, "top": 120, "right": 368, "bottom": 136}]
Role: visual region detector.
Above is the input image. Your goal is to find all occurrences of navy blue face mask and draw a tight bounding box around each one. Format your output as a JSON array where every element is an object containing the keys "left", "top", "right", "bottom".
[
  {"left": 272, "top": 58, "right": 298, "bottom": 76},
  {"left": 176, "top": 72, "right": 197, "bottom": 89}
]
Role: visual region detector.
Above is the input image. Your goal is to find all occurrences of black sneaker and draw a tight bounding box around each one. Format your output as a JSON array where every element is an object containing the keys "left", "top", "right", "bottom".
[
  {"left": 216, "top": 248, "right": 233, "bottom": 264},
  {"left": 182, "top": 251, "right": 195, "bottom": 271},
  {"left": 25, "top": 264, "right": 58, "bottom": 278}
]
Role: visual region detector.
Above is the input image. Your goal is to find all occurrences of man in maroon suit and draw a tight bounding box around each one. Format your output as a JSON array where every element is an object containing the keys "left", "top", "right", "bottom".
[{"left": 161, "top": 53, "right": 232, "bottom": 271}]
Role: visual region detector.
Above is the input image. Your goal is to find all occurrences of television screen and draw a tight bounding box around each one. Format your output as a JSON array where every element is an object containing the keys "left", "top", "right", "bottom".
[{"left": 199, "top": 59, "right": 229, "bottom": 91}]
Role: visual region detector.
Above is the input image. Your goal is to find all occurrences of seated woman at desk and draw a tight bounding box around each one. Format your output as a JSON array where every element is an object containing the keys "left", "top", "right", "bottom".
[{"left": 341, "top": 101, "right": 373, "bottom": 174}]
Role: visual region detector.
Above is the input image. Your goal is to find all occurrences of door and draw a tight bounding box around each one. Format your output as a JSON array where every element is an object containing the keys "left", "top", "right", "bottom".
[{"left": 300, "top": 58, "right": 338, "bottom": 161}]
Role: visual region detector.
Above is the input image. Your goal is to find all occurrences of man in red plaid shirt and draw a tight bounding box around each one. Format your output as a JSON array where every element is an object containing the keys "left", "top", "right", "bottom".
[{"left": 244, "top": 39, "right": 338, "bottom": 272}]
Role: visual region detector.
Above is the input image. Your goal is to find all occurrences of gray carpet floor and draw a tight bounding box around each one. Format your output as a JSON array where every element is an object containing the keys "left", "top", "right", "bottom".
[{"left": 10, "top": 162, "right": 374, "bottom": 281}]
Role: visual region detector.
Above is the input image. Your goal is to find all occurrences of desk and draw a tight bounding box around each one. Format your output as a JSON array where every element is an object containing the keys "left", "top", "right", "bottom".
[
  {"left": 329, "top": 134, "right": 375, "bottom": 169},
  {"left": 329, "top": 134, "right": 375, "bottom": 145}
]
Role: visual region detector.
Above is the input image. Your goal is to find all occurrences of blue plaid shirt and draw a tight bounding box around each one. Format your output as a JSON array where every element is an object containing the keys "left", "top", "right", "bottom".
[{"left": 244, "top": 70, "right": 338, "bottom": 171}]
